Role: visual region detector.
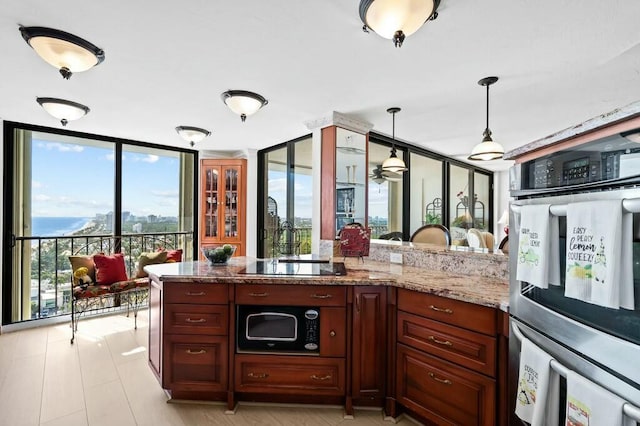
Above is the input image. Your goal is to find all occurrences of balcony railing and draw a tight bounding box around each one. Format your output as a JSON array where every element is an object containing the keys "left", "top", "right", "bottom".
[{"left": 11, "top": 231, "right": 193, "bottom": 322}]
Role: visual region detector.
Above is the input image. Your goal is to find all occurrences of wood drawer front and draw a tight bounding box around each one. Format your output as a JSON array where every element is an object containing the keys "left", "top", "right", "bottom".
[
  {"left": 164, "top": 304, "right": 228, "bottom": 336},
  {"left": 397, "top": 289, "right": 497, "bottom": 335},
  {"left": 319, "top": 307, "right": 346, "bottom": 357},
  {"left": 164, "top": 283, "right": 228, "bottom": 305},
  {"left": 235, "top": 355, "right": 345, "bottom": 395},
  {"left": 163, "top": 334, "right": 228, "bottom": 392},
  {"left": 396, "top": 344, "right": 495, "bottom": 426},
  {"left": 236, "top": 285, "right": 346, "bottom": 306},
  {"left": 397, "top": 311, "right": 496, "bottom": 377}
]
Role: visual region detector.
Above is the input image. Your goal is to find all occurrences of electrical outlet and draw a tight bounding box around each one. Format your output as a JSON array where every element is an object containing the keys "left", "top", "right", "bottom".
[{"left": 390, "top": 252, "right": 403, "bottom": 264}]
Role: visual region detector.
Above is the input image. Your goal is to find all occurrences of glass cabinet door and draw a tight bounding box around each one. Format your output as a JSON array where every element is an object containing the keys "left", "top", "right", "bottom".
[
  {"left": 204, "top": 167, "right": 219, "bottom": 238},
  {"left": 224, "top": 167, "right": 239, "bottom": 238}
]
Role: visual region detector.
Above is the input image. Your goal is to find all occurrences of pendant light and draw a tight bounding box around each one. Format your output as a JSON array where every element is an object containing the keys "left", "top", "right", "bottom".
[
  {"left": 381, "top": 107, "right": 408, "bottom": 173},
  {"left": 221, "top": 90, "right": 268, "bottom": 122},
  {"left": 36, "top": 97, "right": 90, "bottom": 126},
  {"left": 359, "top": 0, "right": 440, "bottom": 48},
  {"left": 468, "top": 76, "right": 504, "bottom": 161},
  {"left": 20, "top": 26, "right": 105, "bottom": 80},
  {"left": 175, "top": 126, "right": 211, "bottom": 147}
]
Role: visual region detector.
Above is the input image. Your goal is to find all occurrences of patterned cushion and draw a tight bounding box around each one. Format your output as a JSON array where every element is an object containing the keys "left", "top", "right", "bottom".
[
  {"left": 73, "top": 285, "right": 111, "bottom": 299},
  {"left": 69, "top": 255, "right": 96, "bottom": 286},
  {"left": 110, "top": 278, "right": 149, "bottom": 293},
  {"left": 135, "top": 251, "right": 168, "bottom": 278}
]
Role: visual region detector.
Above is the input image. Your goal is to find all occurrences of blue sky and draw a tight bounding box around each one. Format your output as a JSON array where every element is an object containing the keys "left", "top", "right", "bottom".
[{"left": 31, "top": 138, "right": 180, "bottom": 218}]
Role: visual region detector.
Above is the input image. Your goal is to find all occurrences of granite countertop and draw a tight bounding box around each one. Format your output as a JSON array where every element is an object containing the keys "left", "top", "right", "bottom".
[{"left": 145, "top": 256, "right": 509, "bottom": 311}]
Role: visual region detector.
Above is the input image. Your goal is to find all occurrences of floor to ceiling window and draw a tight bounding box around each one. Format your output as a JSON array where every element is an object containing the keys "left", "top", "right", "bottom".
[
  {"left": 258, "top": 135, "right": 313, "bottom": 257},
  {"left": 2, "top": 122, "right": 197, "bottom": 325}
]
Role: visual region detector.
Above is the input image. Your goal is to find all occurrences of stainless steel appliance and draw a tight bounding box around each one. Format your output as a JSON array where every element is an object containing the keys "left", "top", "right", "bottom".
[
  {"left": 237, "top": 305, "right": 320, "bottom": 354},
  {"left": 509, "top": 128, "right": 640, "bottom": 424}
]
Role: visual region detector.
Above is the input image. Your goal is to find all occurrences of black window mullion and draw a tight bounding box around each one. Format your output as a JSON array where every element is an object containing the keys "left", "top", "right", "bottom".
[{"left": 114, "top": 143, "right": 123, "bottom": 252}]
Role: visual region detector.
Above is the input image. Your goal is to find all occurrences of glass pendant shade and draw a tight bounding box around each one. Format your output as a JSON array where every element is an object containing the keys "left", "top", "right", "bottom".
[
  {"left": 381, "top": 151, "right": 408, "bottom": 173},
  {"left": 359, "top": 0, "right": 438, "bottom": 47},
  {"left": 36, "top": 97, "right": 89, "bottom": 126},
  {"left": 175, "top": 126, "right": 211, "bottom": 146},
  {"left": 469, "top": 76, "right": 504, "bottom": 161},
  {"left": 382, "top": 107, "right": 408, "bottom": 173},
  {"left": 221, "top": 90, "right": 268, "bottom": 122},
  {"left": 20, "top": 26, "right": 104, "bottom": 79}
]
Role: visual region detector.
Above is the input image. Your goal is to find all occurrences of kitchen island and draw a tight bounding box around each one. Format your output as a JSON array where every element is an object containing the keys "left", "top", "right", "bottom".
[{"left": 145, "top": 254, "right": 509, "bottom": 425}]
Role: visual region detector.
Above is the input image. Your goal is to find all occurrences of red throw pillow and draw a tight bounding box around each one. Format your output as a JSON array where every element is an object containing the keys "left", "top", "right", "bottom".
[
  {"left": 93, "top": 253, "right": 128, "bottom": 285},
  {"left": 164, "top": 249, "right": 183, "bottom": 262}
]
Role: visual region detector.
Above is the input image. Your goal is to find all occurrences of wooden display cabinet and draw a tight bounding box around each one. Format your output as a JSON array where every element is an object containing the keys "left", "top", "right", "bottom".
[{"left": 200, "top": 159, "right": 246, "bottom": 256}]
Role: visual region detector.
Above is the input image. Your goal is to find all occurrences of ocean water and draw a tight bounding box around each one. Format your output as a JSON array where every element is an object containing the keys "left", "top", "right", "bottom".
[{"left": 32, "top": 217, "right": 90, "bottom": 236}]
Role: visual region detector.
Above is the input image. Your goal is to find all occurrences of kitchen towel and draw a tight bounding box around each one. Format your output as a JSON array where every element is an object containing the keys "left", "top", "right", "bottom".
[
  {"left": 565, "top": 200, "right": 634, "bottom": 309},
  {"left": 515, "top": 337, "right": 560, "bottom": 426},
  {"left": 516, "top": 204, "right": 561, "bottom": 288},
  {"left": 565, "top": 369, "right": 635, "bottom": 426}
]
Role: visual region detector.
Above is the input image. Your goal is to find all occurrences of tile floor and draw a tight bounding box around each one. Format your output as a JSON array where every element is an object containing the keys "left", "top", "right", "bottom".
[{"left": 0, "top": 311, "right": 421, "bottom": 425}]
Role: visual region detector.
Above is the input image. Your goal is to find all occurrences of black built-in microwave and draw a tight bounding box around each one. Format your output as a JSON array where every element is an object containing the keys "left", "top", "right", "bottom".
[{"left": 237, "top": 305, "right": 319, "bottom": 354}]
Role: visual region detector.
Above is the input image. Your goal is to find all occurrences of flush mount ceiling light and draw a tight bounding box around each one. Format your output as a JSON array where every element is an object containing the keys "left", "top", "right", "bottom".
[
  {"left": 468, "top": 76, "right": 505, "bottom": 161},
  {"left": 221, "top": 90, "right": 268, "bottom": 122},
  {"left": 359, "top": 0, "right": 440, "bottom": 48},
  {"left": 175, "top": 126, "right": 211, "bottom": 147},
  {"left": 36, "top": 97, "right": 90, "bottom": 126},
  {"left": 382, "top": 107, "right": 408, "bottom": 173},
  {"left": 20, "top": 26, "right": 105, "bottom": 80}
]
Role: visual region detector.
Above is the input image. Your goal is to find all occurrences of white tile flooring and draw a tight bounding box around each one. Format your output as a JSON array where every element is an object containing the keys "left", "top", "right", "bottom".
[{"left": 0, "top": 311, "right": 420, "bottom": 425}]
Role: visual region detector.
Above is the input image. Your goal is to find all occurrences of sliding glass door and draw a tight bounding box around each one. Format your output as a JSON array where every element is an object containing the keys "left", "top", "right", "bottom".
[{"left": 2, "top": 123, "right": 197, "bottom": 325}]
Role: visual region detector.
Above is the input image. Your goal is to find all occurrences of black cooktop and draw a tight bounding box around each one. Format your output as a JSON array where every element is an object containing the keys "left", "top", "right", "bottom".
[{"left": 238, "top": 260, "right": 347, "bottom": 276}]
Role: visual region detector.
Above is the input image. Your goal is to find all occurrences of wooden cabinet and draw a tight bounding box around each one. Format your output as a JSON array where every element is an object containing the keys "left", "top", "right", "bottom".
[
  {"left": 148, "top": 279, "right": 230, "bottom": 401},
  {"left": 352, "top": 286, "right": 387, "bottom": 406},
  {"left": 200, "top": 159, "right": 246, "bottom": 256},
  {"left": 396, "top": 289, "right": 498, "bottom": 425},
  {"left": 235, "top": 354, "right": 345, "bottom": 395},
  {"left": 234, "top": 283, "right": 348, "bottom": 406}
]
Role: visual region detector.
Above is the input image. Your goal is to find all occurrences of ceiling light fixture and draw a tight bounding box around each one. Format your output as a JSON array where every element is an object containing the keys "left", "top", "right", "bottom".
[
  {"left": 20, "top": 26, "right": 105, "bottom": 80},
  {"left": 359, "top": 0, "right": 440, "bottom": 48},
  {"left": 382, "top": 107, "right": 408, "bottom": 173},
  {"left": 468, "top": 76, "right": 505, "bottom": 161},
  {"left": 621, "top": 130, "right": 640, "bottom": 144},
  {"left": 36, "top": 97, "right": 90, "bottom": 126},
  {"left": 175, "top": 126, "right": 211, "bottom": 147},
  {"left": 221, "top": 90, "right": 268, "bottom": 122}
]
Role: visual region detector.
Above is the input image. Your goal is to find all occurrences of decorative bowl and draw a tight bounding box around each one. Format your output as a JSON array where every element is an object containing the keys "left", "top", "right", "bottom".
[{"left": 201, "top": 244, "right": 236, "bottom": 265}]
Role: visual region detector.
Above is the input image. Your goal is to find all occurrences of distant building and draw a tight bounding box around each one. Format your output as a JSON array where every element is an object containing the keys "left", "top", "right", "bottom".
[{"left": 132, "top": 223, "right": 143, "bottom": 233}]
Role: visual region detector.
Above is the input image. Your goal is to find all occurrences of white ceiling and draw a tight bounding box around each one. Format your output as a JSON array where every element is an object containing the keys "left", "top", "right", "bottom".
[{"left": 2, "top": 1, "right": 640, "bottom": 171}]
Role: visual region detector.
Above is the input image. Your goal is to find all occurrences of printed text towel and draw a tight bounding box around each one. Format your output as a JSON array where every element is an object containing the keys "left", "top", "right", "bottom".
[
  {"left": 516, "top": 204, "right": 560, "bottom": 288},
  {"left": 515, "top": 337, "right": 559, "bottom": 426},
  {"left": 565, "top": 370, "right": 634, "bottom": 426},
  {"left": 565, "top": 200, "right": 634, "bottom": 309}
]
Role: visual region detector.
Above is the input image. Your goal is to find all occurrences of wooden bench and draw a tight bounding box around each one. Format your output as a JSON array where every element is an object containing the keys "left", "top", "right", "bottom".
[{"left": 68, "top": 236, "right": 183, "bottom": 344}]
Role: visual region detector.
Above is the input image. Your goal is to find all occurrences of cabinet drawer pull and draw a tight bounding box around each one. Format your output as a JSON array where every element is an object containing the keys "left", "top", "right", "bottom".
[
  {"left": 248, "top": 372, "right": 269, "bottom": 379},
  {"left": 186, "top": 317, "right": 206, "bottom": 323},
  {"left": 248, "top": 292, "right": 269, "bottom": 297},
  {"left": 428, "top": 372, "right": 452, "bottom": 385},
  {"left": 429, "top": 305, "right": 453, "bottom": 314},
  {"left": 329, "top": 330, "right": 336, "bottom": 337},
  {"left": 311, "top": 374, "right": 332, "bottom": 381},
  {"left": 185, "top": 291, "right": 206, "bottom": 296},
  {"left": 428, "top": 335, "right": 453, "bottom": 346},
  {"left": 310, "top": 293, "right": 332, "bottom": 299},
  {"left": 185, "top": 349, "right": 206, "bottom": 355}
]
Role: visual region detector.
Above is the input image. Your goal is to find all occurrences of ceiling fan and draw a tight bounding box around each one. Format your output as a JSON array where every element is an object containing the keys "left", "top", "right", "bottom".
[{"left": 369, "top": 164, "right": 402, "bottom": 184}]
